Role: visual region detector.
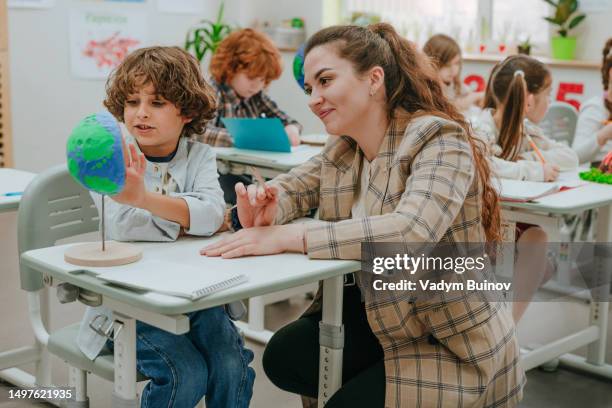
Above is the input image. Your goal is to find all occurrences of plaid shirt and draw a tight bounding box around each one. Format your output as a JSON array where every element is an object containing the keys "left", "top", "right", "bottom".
[
  {"left": 193, "top": 79, "right": 302, "bottom": 147},
  {"left": 269, "top": 113, "right": 525, "bottom": 407}
]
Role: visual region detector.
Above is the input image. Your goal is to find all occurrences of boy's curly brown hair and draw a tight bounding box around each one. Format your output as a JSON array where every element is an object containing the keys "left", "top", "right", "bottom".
[
  {"left": 209, "top": 28, "right": 282, "bottom": 85},
  {"left": 104, "top": 46, "right": 217, "bottom": 136}
]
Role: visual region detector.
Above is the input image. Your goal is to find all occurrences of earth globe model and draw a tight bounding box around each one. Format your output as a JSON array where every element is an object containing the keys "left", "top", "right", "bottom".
[
  {"left": 64, "top": 112, "right": 141, "bottom": 267},
  {"left": 67, "top": 111, "right": 126, "bottom": 195},
  {"left": 292, "top": 43, "right": 305, "bottom": 90}
]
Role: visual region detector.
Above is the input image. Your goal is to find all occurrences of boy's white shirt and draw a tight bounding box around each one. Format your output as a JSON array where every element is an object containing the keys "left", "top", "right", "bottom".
[
  {"left": 572, "top": 96, "right": 612, "bottom": 164},
  {"left": 77, "top": 134, "right": 226, "bottom": 360},
  {"left": 471, "top": 108, "right": 579, "bottom": 181}
]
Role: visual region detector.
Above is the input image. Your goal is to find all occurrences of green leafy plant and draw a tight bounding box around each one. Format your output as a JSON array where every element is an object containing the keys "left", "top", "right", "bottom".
[
  {"left": 542, "top": 0, "right": 586, "bottom": 37},
  {"left": 185, "top": 2, "right": 233, "bottom": 63},
  {"left": 519, "top": 37, "right": 532, "bottom": 48},
  {"left": 517, "top": 37, "right": 533, "bottom": 55}
]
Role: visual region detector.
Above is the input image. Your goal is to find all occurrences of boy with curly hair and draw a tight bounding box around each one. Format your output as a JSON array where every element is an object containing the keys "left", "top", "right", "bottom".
[{"left": 80, "top": 46, "right": 255, "bottom": 408}]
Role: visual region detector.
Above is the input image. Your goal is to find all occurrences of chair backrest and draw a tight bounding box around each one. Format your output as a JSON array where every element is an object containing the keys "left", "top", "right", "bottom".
[
  {"left": 539, "top": 101, "right": 579, "bottom": 146},
  {"left": 18, "top": 164, "right": 99, "bottom": 291}
]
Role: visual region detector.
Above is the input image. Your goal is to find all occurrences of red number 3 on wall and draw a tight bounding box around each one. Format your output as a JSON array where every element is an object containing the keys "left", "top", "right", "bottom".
[{"left": 556, "top": 82, "right": 584, "bottom": 110}]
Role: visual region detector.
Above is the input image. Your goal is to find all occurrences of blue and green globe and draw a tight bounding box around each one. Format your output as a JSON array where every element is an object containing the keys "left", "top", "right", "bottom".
[
  {"left": 66, "top": 112, "right": 125, "bottom": 195},
  {"left": 292, "top": 43, "right": 305, "bottom": 90}
]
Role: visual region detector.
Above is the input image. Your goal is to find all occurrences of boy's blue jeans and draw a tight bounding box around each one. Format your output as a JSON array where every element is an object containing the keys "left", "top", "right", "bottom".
[{"left": 108, "top": 306, "right": 255, "bottom": 408}]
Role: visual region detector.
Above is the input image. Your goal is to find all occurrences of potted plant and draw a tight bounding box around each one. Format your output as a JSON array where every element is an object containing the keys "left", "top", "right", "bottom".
[
  {"left": 517, "top": 37, "right": 532, "bottom": 55},
  {"left": 185, "top": 1, "right": 233, "bottom": 64},
  {"left": 542, "top": 0, "right": 586, "bottom": 60}
]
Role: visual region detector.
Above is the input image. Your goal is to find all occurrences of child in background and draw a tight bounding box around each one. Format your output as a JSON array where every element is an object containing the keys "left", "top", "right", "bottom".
[
  {"left": 196, "top": 28, "right": 303, "bottom": 203},
  {"left": 473, "top": 54, "right": 578, "bottom": 181},
  {"left": 81, "top": 46, "right": 255, "bottom": 408},
  {"left": 472, "top": 54, "right": 579, "bottom": 322},
  {"left": 423, "top": 34, "right": 483, "bottom": 112},
  {"left": 195, "top": 28, "right": 302, "bottom": 147},
  {"left": 572, "top": 37, "right": 612, "bottom": 164}
]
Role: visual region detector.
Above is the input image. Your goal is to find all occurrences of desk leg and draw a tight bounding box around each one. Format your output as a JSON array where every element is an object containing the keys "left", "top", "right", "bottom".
[
  {"left": 586, "top": 205, "right": 611, "bottom": 366},
  {"left": 112, "top": 315, "right": 138, "bottom": 407},
  {"left": 318, "top": 276, "right": 344, "bottom": 407}
]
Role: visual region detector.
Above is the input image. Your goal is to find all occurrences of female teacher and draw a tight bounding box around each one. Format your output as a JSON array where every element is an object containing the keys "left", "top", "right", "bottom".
[{"left": 202, "top": 23, "right": 525, "bottom": 408}]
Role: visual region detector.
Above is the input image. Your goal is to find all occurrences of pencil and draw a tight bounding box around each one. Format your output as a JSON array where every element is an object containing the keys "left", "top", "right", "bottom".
[
  {"left": 602, "top": 120, "right": 612, "bottom": 125},
  {"left": 525, "top": 135, "right": 547, "bottom": 165},
  {"left": 248, "top": 166, "right": 266, "bottom": 188}
]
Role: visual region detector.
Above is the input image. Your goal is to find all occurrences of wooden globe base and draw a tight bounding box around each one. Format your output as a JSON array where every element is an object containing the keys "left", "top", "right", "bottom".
[{"left": 64, "top": 241, "right": 142, "bottom": 267}]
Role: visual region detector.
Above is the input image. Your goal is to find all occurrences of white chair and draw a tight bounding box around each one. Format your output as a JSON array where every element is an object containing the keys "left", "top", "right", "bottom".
[
  {"left": 18, "top": 165, "right": 148, "bottom": 407},
  {"left": 539, "top": 101, "right": 579, "bottom": 146}
]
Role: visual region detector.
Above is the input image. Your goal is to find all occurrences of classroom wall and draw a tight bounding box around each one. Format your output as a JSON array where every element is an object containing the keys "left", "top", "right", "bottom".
[
  {"left": 9, "top": 1, "right": 610, "bottom": 172},
  {"left": 236, "top": 0, "right": 327, "bottom": 137},
  {"left": 573, "top": 7, "right": 612, "bottom": 62},
  {"left": 7, "top": 0, "right": 224, "bottom": 172}
]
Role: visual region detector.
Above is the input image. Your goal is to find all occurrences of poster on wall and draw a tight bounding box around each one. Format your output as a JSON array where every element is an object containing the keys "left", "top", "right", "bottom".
[
  {"left": 157, "top": 0, "right": 204, "bottom": 14},
  {"left": 8, "top": 0, "right": 55, "bottom": 8},
  {"left": 70, "top": 9, "right": 147, "bottom": 80}
]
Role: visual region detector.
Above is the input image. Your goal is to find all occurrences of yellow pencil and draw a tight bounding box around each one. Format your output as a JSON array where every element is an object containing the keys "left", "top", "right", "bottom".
[{"left": 525, "top": 135, "right": 547, "bottom": 165}]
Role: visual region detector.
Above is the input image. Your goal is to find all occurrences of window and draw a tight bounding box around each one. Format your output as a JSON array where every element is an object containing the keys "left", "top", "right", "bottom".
[
  {"left": 342, "top": 0, "right": 550, "bottom": 54},
  {"left": 491, "top": 0, "right": 550, "bottom": 52}
]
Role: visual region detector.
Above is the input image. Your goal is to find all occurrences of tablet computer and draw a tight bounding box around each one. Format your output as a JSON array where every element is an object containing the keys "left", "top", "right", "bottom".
[{"left": 221, "top": 117, "right": 291, "bottom": 152}]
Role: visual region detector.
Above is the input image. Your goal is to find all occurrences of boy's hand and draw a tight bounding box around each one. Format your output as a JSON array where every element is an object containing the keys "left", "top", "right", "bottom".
[
  {"left": 285, "top": 124, "right": 301, "bottom": 146},
  {"left": 111, "top": 142, "right": 147, "bottom": 207}
]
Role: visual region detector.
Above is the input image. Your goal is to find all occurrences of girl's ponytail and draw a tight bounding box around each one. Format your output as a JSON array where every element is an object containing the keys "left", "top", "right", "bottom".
[
  {"left": 498, "top": 71, "right": 527, "bottom": 161},
  {"left": 485, "top": 55, "right": 551, "bottom": 160}
]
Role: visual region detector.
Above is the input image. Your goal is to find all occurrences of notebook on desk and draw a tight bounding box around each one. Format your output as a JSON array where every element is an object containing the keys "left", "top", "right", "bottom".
[
  {"left": 497, "top": 179, "right": 583, "bottom": 202},
  {"left": 97, "top": 260, "right": 247, "bottom": 301},
  {"left": 222, "top": 117, "right": 291, "bottom": 152}
]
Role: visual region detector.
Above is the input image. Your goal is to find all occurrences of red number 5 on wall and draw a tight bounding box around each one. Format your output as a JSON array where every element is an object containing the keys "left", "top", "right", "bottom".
[{"left": 556, "top": 82, "right": 584, "bottom": 110}]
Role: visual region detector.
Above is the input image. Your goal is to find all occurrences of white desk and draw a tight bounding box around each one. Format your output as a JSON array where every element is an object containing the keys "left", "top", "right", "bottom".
[
  {"left": 213, "top": 145, "right": 322, "bottom": 179},
  {"left": 21, "top": 237, "right": 360, "bottom": 407},
  {"left": 213, "top": 145, "right": 323, "bottom": 343},
  {"left": 0, "top": 168, "right": 36, "bottom": 212},
  {"left": 500, "top": 174, "right": 612, "bottom": 379},
  {"left": 0, "top": 168, "right": 41, "bottom": 390}
]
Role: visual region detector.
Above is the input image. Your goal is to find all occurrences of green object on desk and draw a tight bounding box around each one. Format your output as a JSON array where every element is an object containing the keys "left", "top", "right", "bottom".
[{"left": 579, "top": 168, "right": 612, "bottom": 185}]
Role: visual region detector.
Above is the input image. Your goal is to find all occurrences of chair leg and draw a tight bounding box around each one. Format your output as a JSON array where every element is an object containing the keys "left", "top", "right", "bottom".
[{"left": 67, "top": 365, "right": 89, "bottom": 408}]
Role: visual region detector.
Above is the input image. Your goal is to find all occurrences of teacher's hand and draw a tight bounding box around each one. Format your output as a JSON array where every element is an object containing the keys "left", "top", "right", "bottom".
[
  {"left": 200, "top": 224, "right": 306, "bottom": 258},
  {"left": 235, "top": 182, "right": 279, "bottom": 228}
]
